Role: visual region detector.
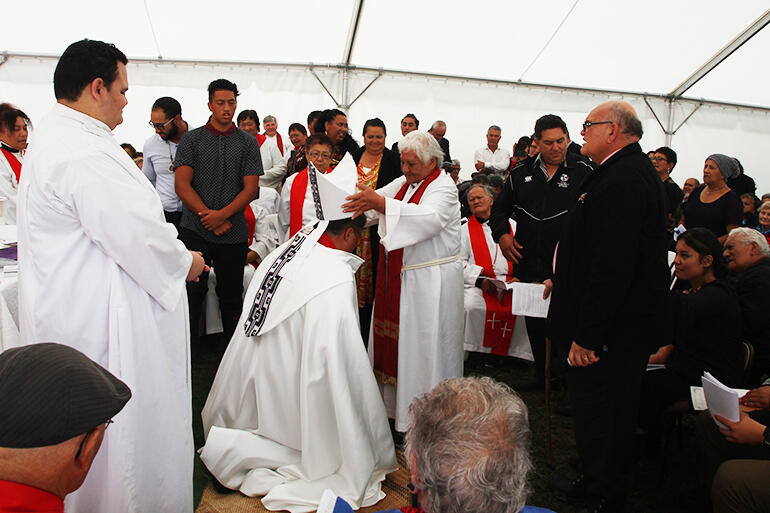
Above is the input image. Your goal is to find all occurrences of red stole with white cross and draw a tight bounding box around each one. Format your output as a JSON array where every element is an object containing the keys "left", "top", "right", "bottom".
[
  {"left": 372, "top": 169, "right": 442, "bottom": 384},
  {"left": 467, "top": 216, "right": 517, "bottom": 355}
]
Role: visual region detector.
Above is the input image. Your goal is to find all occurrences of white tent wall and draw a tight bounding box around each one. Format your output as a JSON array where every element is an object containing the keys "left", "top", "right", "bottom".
[{"left": 2, "top": 56, "right": 769, "bottom": 194}]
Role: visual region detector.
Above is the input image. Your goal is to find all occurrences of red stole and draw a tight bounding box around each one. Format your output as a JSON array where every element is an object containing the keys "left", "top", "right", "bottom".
[
  {"left": 372, "top": 169, "right": 442, "bottom": 384},
  {"left": 243, "top": 206, "right": 259, "bottom": 269},
  {"left": 288, "top": 167, "right": 332, "bottom": 237},
  {"left": 467, "top": 216, "right": 517, "bottom": 355},
  {"left": 256, "top": 133, "right": 267, "bottom": 147},
  {"left": 1, "top": 149, "right": 21, "bottom": 183}
]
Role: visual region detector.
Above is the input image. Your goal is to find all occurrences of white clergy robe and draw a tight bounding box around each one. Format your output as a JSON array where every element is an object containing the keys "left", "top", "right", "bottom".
[
  {"left": 278, "top": 168, "right": 330, "bottom": 241},
  {"left": 258, "top": 135, "right": 288, "bottom": 190},
  {"left": 201, "top": 239, "right": 397, "bottom": 513},
  {"left": 371, "top": 171, "right": 464, "bottom": 432},
  {"left": 0, "top": 146, "right": 21, "bottom": 223},
  {"left": 460, "top": 218, "right": 533, "bottom": 360},
  {"left": 17, "top": 104, "right": 194, "bottom": 513}
]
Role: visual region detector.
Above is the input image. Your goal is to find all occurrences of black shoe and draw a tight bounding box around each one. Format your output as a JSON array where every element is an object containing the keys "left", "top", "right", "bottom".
[
  {"left": 576, "top": 496, "right": 624, "bottom": 513},
  {"left": 548, "top": 473, "right": 587, "bottom": 502}
]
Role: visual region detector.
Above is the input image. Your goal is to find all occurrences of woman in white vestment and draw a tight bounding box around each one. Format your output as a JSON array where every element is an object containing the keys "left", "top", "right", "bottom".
[{"left": 460, "top": 184, "right": 532, "bottom": 360}]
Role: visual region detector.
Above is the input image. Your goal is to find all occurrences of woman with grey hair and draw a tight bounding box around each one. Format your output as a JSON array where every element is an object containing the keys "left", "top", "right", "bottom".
[
  {"left": 342, "top": 130, "right": 464, "bottom": 435},
  {"left": 682, "top": 154, "right": 743, "bottom": 243}
]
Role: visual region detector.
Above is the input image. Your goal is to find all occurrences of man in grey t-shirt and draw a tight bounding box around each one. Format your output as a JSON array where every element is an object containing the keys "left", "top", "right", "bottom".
[{"left": 174, "top": 78, "right": 262, "bottom": 343}]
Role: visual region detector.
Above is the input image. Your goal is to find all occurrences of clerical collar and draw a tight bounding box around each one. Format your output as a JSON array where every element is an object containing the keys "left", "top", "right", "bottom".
[
  {"left": 205, "top": 120, "right": 236, "bottom": 137},
  {"left": 0, "top": 142, "right": 20, "bottom": 154},
  {"left": 474, "top": 215, "right": 488, "bottom": 224}
]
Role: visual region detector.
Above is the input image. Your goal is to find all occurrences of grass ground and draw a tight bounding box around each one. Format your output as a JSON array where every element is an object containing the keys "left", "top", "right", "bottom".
[{"left": 191, "top": 340, "right": 705, "bottom": 513}]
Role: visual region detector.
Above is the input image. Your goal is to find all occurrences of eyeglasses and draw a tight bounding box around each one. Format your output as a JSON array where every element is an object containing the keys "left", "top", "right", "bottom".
[
  {"left": 75, "top": 419, "right": 114, "bottom": 459},
  {"left": 582, "top": 120, "right": 614, "bottom": 131},
  {"left": 308, "top": 151, "right": 332, "bottom": 159},
  {"left": 148, "top": 118, "right": 174, "bottom": 130},
  {"left": 651, "top": 156, "right": 669, "bottom": 162}
]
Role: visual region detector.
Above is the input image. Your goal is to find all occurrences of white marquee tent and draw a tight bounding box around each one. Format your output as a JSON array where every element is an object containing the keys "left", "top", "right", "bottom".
[{"left": 1, "top": 1, "right": 768, "bottom": 189}]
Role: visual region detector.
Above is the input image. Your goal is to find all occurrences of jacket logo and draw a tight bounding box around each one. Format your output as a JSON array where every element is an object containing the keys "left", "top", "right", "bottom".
[
  {"left": 558, "top": 173, "right": 569, "bottom": 188},
  {"left": 577, "top": 192, "right": 587, "bottom": 203},
  {"left": 524, "top": 175, "right": 532, "bottom": 182}
]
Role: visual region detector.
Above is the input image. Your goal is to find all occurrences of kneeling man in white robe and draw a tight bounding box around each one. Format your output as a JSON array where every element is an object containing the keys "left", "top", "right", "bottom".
[{"left": 201, "top": 157, "right": 397, "bottom": 513}]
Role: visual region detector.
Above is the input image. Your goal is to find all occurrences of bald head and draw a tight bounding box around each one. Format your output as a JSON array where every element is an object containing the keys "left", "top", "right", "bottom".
[{"left": 580, "top": 101, "right": 643, "bottom": 163}]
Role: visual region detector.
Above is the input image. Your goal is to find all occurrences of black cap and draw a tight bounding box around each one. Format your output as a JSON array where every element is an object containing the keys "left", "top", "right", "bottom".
[{"left": 0, "top": 343, "right": 131, "bottom": 448}]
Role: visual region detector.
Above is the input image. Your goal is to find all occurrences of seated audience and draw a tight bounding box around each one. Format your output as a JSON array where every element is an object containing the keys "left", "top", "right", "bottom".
[
  {"left": 460, "top": 184, "right": 530, "bottom": 360},
  {"left": 695, "top": 385, "right": 770, "bottom": 513},
  {"left": 682, "top": 154, "right": 743, "bottom": 243},
  {"left": 755, "top": 201, "right": 770, "bottom": 243},
  {"left": 447, "top": 159, "right": 461, "bottom": 184},
  {"left": 641, "top": 228, "right": 743, "bottom": 430},
  {"left": 723, "top": 227, "right": 770, "bottom": 382},
  {"left": 0, "top": 343, "right": 131, "bottom": 511},
  {"left": 740, "top": 193, "right": 760, "bottom": 227}
]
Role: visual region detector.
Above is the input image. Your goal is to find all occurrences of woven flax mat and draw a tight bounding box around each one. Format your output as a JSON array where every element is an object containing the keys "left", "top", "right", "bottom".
[{"left": 196, "top": 450, "right": 411, "bottom": 513}]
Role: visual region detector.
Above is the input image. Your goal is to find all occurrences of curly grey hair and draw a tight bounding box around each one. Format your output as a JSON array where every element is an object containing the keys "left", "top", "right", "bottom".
[
  {"left": 399, "top": 131, "right": 446, "bottom": 169},
  {"left": 728, "top": 227, "right": 770, "bottom": 256},
  {"left": 404, "top": 377, "right": 532, "bottom": 513}
]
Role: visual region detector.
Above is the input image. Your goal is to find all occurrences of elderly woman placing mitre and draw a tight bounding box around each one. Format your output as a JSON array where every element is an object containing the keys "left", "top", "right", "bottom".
[
  {"left": 458, "top": 183, "right": 531, "bottom": 359},
  {"left": 342, "top": 130, "right": 464, "bottom": 434}
]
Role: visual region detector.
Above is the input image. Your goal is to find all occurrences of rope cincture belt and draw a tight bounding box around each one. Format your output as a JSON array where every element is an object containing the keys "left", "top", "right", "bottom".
[{"left": 399, "top": 254, "right": 459, "bottom": 274}]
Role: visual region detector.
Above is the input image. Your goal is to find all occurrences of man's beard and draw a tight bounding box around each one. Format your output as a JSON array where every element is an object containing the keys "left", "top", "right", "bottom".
[{"left": 160, "top": 123, "right": 179, "bottom": 141}]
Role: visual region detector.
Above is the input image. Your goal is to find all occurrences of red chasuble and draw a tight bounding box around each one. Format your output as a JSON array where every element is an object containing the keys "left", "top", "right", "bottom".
[
  {"left": 372, "top": 169, "right": 442, "bottom": 383},
  {"left": 467, "top": 216, "right": 517, "bottom": 355},
  {"left": 0, "top": 149, "right": 21, "bottom": 183}
]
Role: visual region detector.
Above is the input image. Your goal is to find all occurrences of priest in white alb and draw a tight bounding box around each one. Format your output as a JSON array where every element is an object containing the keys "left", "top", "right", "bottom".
[
  {"left": 200, "top": 154, "right": 397, "bottom": 513},
  {"left": 16, "top": 40, "right": 206, "bottom": 513},
  {"left": 460, "top": 183, "right": 533, "bottom": 361},
  {"left": 343, "top": 130, "right": 464, "bottom": 433}
]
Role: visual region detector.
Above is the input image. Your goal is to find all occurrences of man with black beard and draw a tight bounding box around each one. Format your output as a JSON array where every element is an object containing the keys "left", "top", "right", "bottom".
[{"left": 143, "top": 96, "right": 189, "bottom": 226}]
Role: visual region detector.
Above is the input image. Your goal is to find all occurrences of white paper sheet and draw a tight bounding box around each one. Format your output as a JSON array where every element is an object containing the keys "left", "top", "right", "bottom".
[
  {"left": 701, "top": 372, "right": 741, "bottom": 428},
  {"left": 507, "top": 282, "right": 550, "bottom": 318},
  {"left": 690, "top": 385, "right": 750, "bottom": 412}
]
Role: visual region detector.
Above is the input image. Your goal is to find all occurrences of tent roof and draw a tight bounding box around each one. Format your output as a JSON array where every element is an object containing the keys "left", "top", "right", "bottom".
[{"left": 2, "top": 1, "right": 768, "bottom": 109}]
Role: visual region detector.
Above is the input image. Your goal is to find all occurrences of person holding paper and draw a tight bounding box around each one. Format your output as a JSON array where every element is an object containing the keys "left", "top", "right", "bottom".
[
  {"left": 460, "top": 183, "right": 530, "bottom": 359},
  {"left": 640, "top": 228, "right": 743, "bottom": 430},
  {"left": 489, "top": 114, "right": 593, "bottom": 389},
  {"left": 200, "top": 157, "right": 397, "bottom": 512},
  {"left": 547, "top": 101, "right": 670, "bottom": 512},
  {"left": 695, "top": 385, "right": 770, "bottom": 513}
]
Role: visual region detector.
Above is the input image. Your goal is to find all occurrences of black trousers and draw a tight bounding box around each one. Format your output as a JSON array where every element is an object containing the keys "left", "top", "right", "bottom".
[
  {"left": 164, "top": 210, "right": 182, "bottom": 228},
  {"left": 567, "top": 348, "right": 648, "bottom": 503},
  {"left": 179, "top": 228, "right": 247, "bottom": 342},
  {"left": 525, "top": 316, "right": 562, "bottom": 381}
]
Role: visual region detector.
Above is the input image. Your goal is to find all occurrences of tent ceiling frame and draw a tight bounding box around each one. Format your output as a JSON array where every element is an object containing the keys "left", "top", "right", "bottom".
[
  {"left": 3, "top": 52, "right": 769, "bottom": 114},
  {"left": 668, "top": 9, "right": 770, "bottom": 99}
]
